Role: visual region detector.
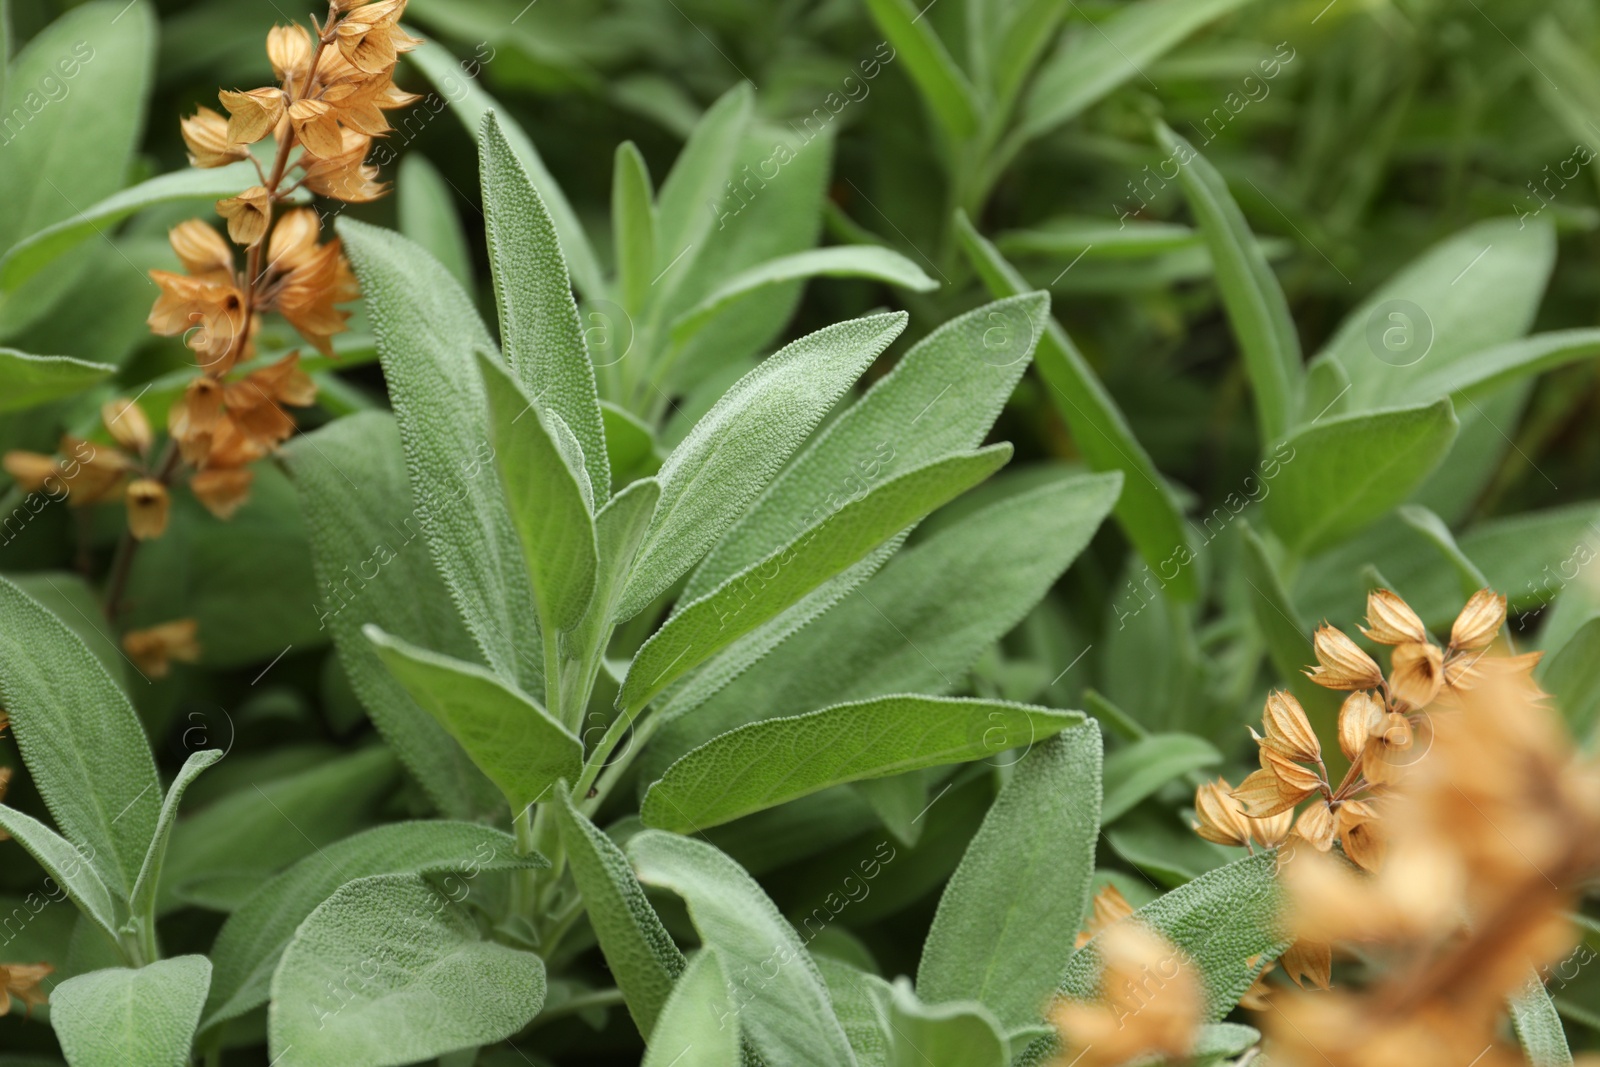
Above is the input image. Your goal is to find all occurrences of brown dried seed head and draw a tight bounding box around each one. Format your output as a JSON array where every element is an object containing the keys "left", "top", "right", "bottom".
[
  {"left": 1362, "top": 588, "right": 1428, "bottom": 645},
  {"left": 1307, "top": 625, "right": 1385, "bottom": 691},
  {"left": 218, "top": 87, "right": 286, "bottom": 145},
  {"left": 1451, "top": 589, "right": 1507, "bottom": 650},
  {"left": 122, "top": 619, "right": 201, "bottom": 678},
  {"left": 217, "top": 186, "right": 272, "bottom": 247},
  {"left": 267, "top": 24, "right": 313, "bottom": 83},
  {"left": 168, "top": 219, "right": 235, "bottom": 278},
  {"left": 1261, "top": 745, "right": 1324, "bottom": 797},
  {"left": 1052, "top": 924, "right": 1201, "bottom": 1067},
  {"left": 1336, "top": 800, "right": 1384, "bottom": 873},
  {"left": 180, "top": 106, "right": 248, "bottom": 168},
  {"left": 1249, "top": 805, "right": 1294, "bottom": 849},
  {"left": 1076, "top": 882, "right": 1137, "bottom": 948},
  {"left": 102, "top": 398, "right": 153, "bottom": 455},
  {"left": 125, "top": 479, "right": 170, "bottom": 541},
  {"left": 190, "top": 467, "right": 255, "bottom": 520},
  {"left": 1338, "top": 691, "right": 1383, "bottom": 763},
  {"left": 1294, "top": 799, "right": 1338, "bottom": 851},
  {"left": 1259, "top": 689, "right": 1321, "bottom": 763},
  {"left": 1389, "top": 641, "right": 1445, "bottom": 708},
  {"left": 3, "top": 451, "right": 62, "bottom": 493},
  {"left": 1192, "top": 778, "right": 1255, "bottom": 847},
  {"left": 1232, "top": 767, "right": 1302, "bottom": 818},
  {"left": 1278, "top": 939, "right": 1332, "bottom": 991},
  {"left": 288, "top": 99, "right": 344, "bottom": 159}
]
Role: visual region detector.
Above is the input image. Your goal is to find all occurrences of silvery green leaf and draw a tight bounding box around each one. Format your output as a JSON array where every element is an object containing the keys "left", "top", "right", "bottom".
[
  {"left": 268, "top": 874, "right": 546, "bottom": 1067},
  {"left": 282, "top": 412, "right": 503, "bottom": 821},
  {"left": 0, "top": 805, "right": 119, "bottom": 945},
  {"left": 50, "top": 956, "right": 210, "bottom": 1067},
  {"left": 642, "top": 697, "right": 1083, "bottom": 832},
  {"left": 203, "top": 822, "right": 540, "bottom": 1033},
  {"left": 0, "top": 349, "right": 113, "bottom": 411},
  {"left": 128, "top": 749, "right": 224, "bottom": 927},
  {"left": 552, "top": 786, "right": 685, "bottom": 1039},
  {"left": 641, "top": 951, "right": 740, "bottom": 1067},
  {"left": 919, "top": 726, "right": 1101, "bottom": 1032},
  {"left": 480, "top": 112, "right": 610, "bottom": 499},
  {"left": 618, "top": 312, "right": 908, "bottom": 619},
  {"left": 612, "top": 141, "right": 657, "bottom": 314},
  {"left": 478, "top": 351, "right": 599, "bottom": 634},
  {"left": 1512, "top": 976, "right": 1574, "bottom": 1067},
  {"left": 622, "top": 447, "right": 1011, "bottom": 712},
  {"left": 629, "top": 831, "right": 857, "bottom": 1066},
  {"left": 336, "top": 218, "right": 542, "bottom": 692},
  {"left": 0, "top": 575, "right": 159, "bottom": 899},
  {"left": 366, "top": 627, "right": 582, "bottom": 814}
]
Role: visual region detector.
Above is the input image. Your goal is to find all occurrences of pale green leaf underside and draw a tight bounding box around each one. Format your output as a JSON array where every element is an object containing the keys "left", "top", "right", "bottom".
[{"left": 641, "top": 951, "right": 740, "bottom": 1067}]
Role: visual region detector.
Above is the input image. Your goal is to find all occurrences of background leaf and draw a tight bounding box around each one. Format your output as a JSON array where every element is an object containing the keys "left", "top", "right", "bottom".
[{"left": 50, "top": 956, "right": 211, "bottom": 1067}]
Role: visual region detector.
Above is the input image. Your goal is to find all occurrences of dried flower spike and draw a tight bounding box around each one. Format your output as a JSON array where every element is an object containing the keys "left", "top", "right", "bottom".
[
  {"left": 0, "top": 962, "right": 53, "bottom": 1018},
  {"left": 1361, "top": 589, "right": 1428, "bottom": 646},
  {"left": 123, "top": 619, "right": 202, "bottom": 678},
  {"left": 1450, "top": 589, "right": 1506, "bottom": 650},
  {"left": 1307, "top": 624, "right": 1385, "bottom": 691},
  {"left": 1051, "top": 924, "right": 1201, "bottom": 1067},
  {"left": 125, "top": 480, "right": 170, "bottom": 541},
  {"left": 102, "top": 397, "right": 153, "bottom": 455}
]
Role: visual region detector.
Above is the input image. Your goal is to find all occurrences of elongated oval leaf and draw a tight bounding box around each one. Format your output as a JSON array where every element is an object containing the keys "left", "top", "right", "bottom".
[
  {"left": 650, "top": 472, "right": 1122, "bottom": 774},
  {"left": 0, "top": 805, "right": 119, "bottom": 943},
  {"left": 1312, "top": 218, "right": 1555, "bottom": 414},
  {"left": 0, "top": 576, "right": 159, "bottom": 898},
  {"left": 282, "top": 412, "right": 503, "bottom": 821},
  {"left": 128, "top": 749, "right": 224, "bottom": 926},
  {"left": 629, "top": 831, "right": 857, "bottom": 1067},
  {"left": 480, "top": 111, "right": 610, "bottom": 499},
  {"left": 956, "top": 215, "right": 1196, "bottom": 601},
  {"left": 1021, "top": 0, "right": 1258, "bottom": 138},
  {"left": 1511, "top": 977, "right": 1573, "bottom": 1067},
  {"left": 478, "top": 350, "right": 599, "bottom": 634},
  {"left": 1542, "top": 616, "right": 1600, "bottom": 746},
  {"left": 406, "top": 41, "right": 602, "bottom": 299},
  {"left": 919, "top": 725, "right": 1101, "bottom": 1032},
  {"left": 51, "top": 956, "right": 211, "bottom": 1067},
  {"left": 336, "top": 218, "right": 541, "bottom": 691},
  {"left": 862, "top": 0, "right": 981, "bottom": 139},
  {"left": 671, "top": 247, "right": 939, "bottom": 345},
  {"left": 644, "top": 696, "right": 1082, "bottom": 832},
  {"left": 652, "top": 83, "right": 753, "bottom": 311},
  {"left": 1101, "top": 733, "right": 1221, "bottom": 824},
  {"left": 642, "top": 951, "right": 740, "bottom": 1067},
  {"left": 0, "top": 162, "right": 259, "bottom": 292},
  {"left": 613, "top": 141, "right": 657, "bottom": 314},
  {"left": 618, "top": 312, "right": 908, "bottom": 619},
  {"left": 0, "top": 350, "right": 113, "bottom": 412},
  {"left": 1264, "top": 399, "right": 1459, "bottom": 554},
  {"left": 365, "top": 628, "right": 581, "bottom": 814},
  {"left": 684, "top": 291, "right": 1049, "bottom": 606},
  {"left": 624, "top": 447, "right": 1011, "bottom": 712},
  {"left": 1155, "top": 123, "right": 1301, "bottom": 445},
  {"left": 268, "top": 873, "right": 546, "bottom": 1067},
  {"left": 553, "top": 786, "right": 685, "bottom": 1039},
  {"left": 204, "top": 822, "right": 540, "bottom": 1032},
  {"left": 1399, "top": 328, "right": 1600, "bottom": 406}
]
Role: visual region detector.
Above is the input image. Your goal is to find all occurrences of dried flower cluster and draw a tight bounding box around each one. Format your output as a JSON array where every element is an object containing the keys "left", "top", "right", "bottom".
[
  {"left": 2, "top": 2, "right": 415, "bottom": 664},
  {"left": 0, "top": 962, "right": 52, "bottom": 1018},
  {"left": 1051, "top": 920, "right": 1203, "bottom": 1067}
]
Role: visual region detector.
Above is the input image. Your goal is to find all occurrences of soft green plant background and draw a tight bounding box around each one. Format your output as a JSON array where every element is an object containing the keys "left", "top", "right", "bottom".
[{"left": 3, "top": 0, "right": 1600, "bottom": 1063}]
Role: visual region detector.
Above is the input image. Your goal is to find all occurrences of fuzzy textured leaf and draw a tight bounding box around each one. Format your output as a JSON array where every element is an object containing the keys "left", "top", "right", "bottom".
[
  {"left": 553, "top": 787, "right": 685, "bottom": 1039},
  {"left": 0, "top": 349, "right": 113, "bottom": 411},
  {"left": 51, "top": 956, "right": 211, "bottom": 1067},
  {"left": 204, "top": 822, "right": 540, "bottom": 1033},
  {"left": 618, "top": 312, "right": 907, "bottom": 619},
  {"left": 366, "top": 628, "right": 582, "bottom": 814},
  {"left": 0, "top": 575, "right": 159, "bottom": 899},
  {"left": 630, "top": 831, "right": 857, "bottom": 1066},
  {"left": 641, "top": 951, "right": 740, "bottom": 1067},
  {"left": 480, "top": 112, "right": 610, "bottom": 499},
  {"left": 919, "top": 725, "right": 1101, "bottom": 1032},
  {"left": 268, "top": 874, "right": 546, "bottom": 1067}
]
